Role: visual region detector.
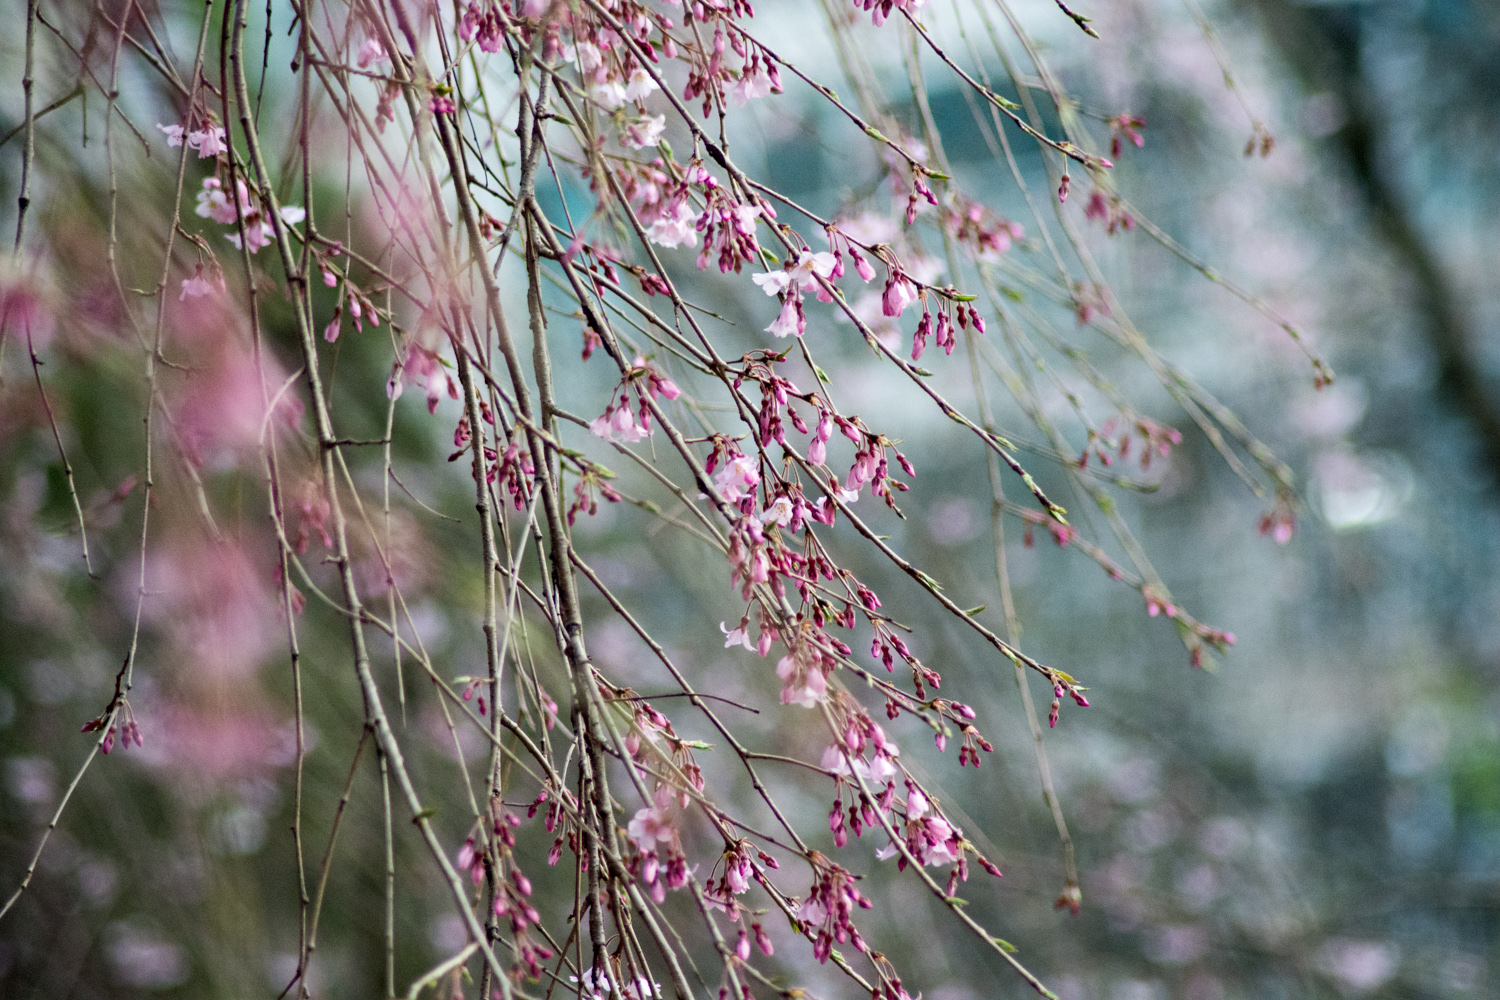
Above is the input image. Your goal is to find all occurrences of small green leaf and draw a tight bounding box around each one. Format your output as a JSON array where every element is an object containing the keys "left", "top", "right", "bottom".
[
  {"left": 1001, "top": 286, "right": 1024, "bottom": 302},
  {"left": 412, "top": 807, "right": 439, "bottom": 823},
  {"left": 681, "top": 739, "right": 714, "bottom": 750},
  {"left": 994, "top": 937, "right": 1018, "bottom": 953},
  {"left": 963, "top": 604, "right": 987, "bottom": 616}
]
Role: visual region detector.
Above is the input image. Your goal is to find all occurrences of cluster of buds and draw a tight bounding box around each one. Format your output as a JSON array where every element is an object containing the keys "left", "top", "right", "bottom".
[
  {"left": 1188, "top": 624, "right": 1237, "bottom": 668},
  {"left": 1099, "top": 415, "right": 1183, "bottom": 471},
  {"left": 81, "top": 702, "right": 144, "bottom": 754},
  {"left": 457, "top": 674, "right": 491, "bottom": 716},
  {"left": 494, "top": 429, "right": 536, "bottom": 510},
  {"left": 911, "top": 298, "right": 984, "bottom": 361},
  {"left": 824, "top": 224, "right": 880, "bottom": 284},
  {"left": 457, "top": 2, "right": 509, "bottom": 53},
  {"left": 1047, "top": 677, "right": 1092, "bottom": 728},
  {"left": 941, "top": 195, "right": 1024, "bottom": 258},
  {"left": 1084, "top": 188, "right": 1136, "bottom": 235},
  {"left": 1107, "top": 113, "right": 1147, "bottom": 159},
  {"left": 567, "top": 461, "right": 622, "bottom": 524},
  {"left": 696, "top": 184, "right": 767, "bottom": 275},
  {"left": 798, "top": 853, "right": 873, "bottom": 961},
  {"left": 293, "top": 479, "right": 333, "bottom": 554},
  {"left": 837, "top": 417, "right": 916, "bottom": 508}
]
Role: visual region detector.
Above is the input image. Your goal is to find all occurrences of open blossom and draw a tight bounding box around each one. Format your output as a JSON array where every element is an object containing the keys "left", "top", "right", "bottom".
[
  {"left": 179, "top": 268, "right": 216, "bottom": 301},
  {"left": 713, "top": 454, "right": 759, "bottom": 501},
  {"left": 624, "top": 68, "right": 659, "bottom": 102},
  {"left": 388, "top": 343, "right": 457, "bottom": 413},
  {"left": 572, "top": 968, "right": 660, "bottom": 1000},
  {"left": 731, "top": 62, "right": 777, "bottom": 105},
  {"left": 627, "top": 805, "right": 675, "bottom": 851},
  {"left": 776, "top": 651, "right": 828, "bottom": 708},
  {"left": 753, "top": 250, "right": 837, "bottom": 296},
  {"left": 623, "top": 114, "right": 666, "bottom": 149},
  {"left": 820, "top": 742, "right": 899, "bottom": 783},
  {"left": 589, "top": 403, "right": 650, "bottom": 444},
  {"left": 762, "top": 495, "right": 793, "bottom": 525},
  {"left": 645, "top": 201, "right": 698, "bottom": 248},
  {"left": 356, "top": 37, "right": 388, "bottom": 68},
  {"left": 195, "top": 176, "right": 250, "bottom": 225},
  {"left": 765, "top": 294, "right": 804, "bottom": 338},
  {"left": 159, "top": 123, "right": 228, "bottom": 158},
  {"left": 563, "top": 40, "right": 604, "bottom": 71},
  {"left": 588, "top": 79, "right": 628, "bottom": 110},
  {"left": 189, "top": 126, "right": 228, "bottom": 158},
  {"left": 720, "top": 619, "right": 754, "bottom": 650}
]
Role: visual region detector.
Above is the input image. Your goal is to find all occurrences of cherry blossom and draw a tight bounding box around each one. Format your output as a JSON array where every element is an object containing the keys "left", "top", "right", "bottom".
[
  {"left": 356, "top": 37, "right": 388, "bottom": 69},
  {"left": 645, "top": 201, "right": 698, "bottom": 248},
  {"left": 627, "top": 805, "right": 675, "bottom": 851},
  {"left": 624, "top": 67, "right": 659, "bottom": 102},
  {"left": 188, "top": 126, "right": 228, "bottom": 158},
  {"left": 178, "top": 270, "right": 215, "bottom": 301},
  {"left": 623, "top": 114, "right": 666, "bottom": 148},
  {"left": 720, "top": 618, "right": 754, "bottom": 650},
  {"left": 776, "top": 648, "right": 828, "bottom": 708},
  {"left": 713, "top": 453, "right": 759, "bottom": 502}
]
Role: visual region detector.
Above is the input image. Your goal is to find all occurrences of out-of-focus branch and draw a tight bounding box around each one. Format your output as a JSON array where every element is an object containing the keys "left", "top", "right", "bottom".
[{"left": 1249, "top": 0, "right": 1500, "bottom": 487}]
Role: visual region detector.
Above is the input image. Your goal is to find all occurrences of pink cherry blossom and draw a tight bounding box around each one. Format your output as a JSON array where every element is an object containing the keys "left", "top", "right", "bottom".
[
  {"left": 646, "top": 201, "right": 698, "bottom": 248},
  {"left": 624, "top": 68, "right": 659, "bottom": 102},
  {"left": 882, "top": 272, "right": 917, "bottom": 317},
  {"left": 179, "top": 270, "right": 215, "bottom": 301},
  {"left": 720, "top": 619, "right": 754, "bottom": 650},
  {"left": 357, "top": 37, "right": 388, "bottom": 68},
  {"left": 186, "top": 126, "right": 228, "bottom": 158},
  {"left": 623, "top": 114, "right": 666, "bottom": 149},
  {"left": 627, "top": 806, "right": 675, "bottom": 851}
]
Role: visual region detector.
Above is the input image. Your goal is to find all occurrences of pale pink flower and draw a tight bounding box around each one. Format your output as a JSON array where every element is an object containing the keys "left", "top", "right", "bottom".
[
  {"left": 226, "top": 222, "right": 274, "bottom": 254},
  {"left": 187, "top": 126, "right": 229, "bottom": 158},
  {"left": 645, "top": 201, "right": 698, "bottom": 248},
  {"left": 733, "top": 203, "right": 762, "bottom": 235},
  {"left": 713, "top": 454, "right": 759, "bottom": 501},
  {"left": 357, "top": 37, "right": 388, "bottom": 68},
  {"left": 720, "top": 619, "right": 754, "bottom": 651},
  {"left": 882, "top": 273, "right": 917, "bottom": 317},
  {"left": 157, "top": 123, "right": 185, "bottom": 147},
  {"left": 762, "top": 495, "right": 793, "bottom": 526},
  {"left": 565, "top": 41, "right": 604, "bottom": 71},
  {"left": 623, "top": 114, "right": 666, "bottom": 149},
  {"left": 731, "top": 63, "right": 775, "bottom": 105},
  {"left": 627, "top": 806, "right": 674, "bottom": 851},
  {"left": 752, "top": 269, "right": 791, "bottom": 297},
  {"left": 179, "top": 271, "right": 215, "bottom": 301},
  {"left": 764, "top": 295, "right": 803, "bottom": 338},
  {"left": 776, "top": 653, "right": 827, "bottom": 708},
  {"left": 624, "top": 68, "right": 659, "bottom": 102},
  {"left": 588, "top": 79, "right": 628, "bottom": 110}
]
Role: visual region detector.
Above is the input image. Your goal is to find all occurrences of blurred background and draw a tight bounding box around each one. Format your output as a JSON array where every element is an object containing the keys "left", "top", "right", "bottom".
[{"left": 2, "top": 0, "right": 1499, "bottom": 998}]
